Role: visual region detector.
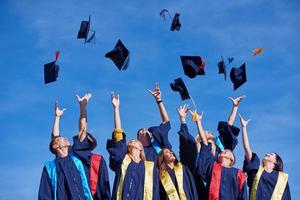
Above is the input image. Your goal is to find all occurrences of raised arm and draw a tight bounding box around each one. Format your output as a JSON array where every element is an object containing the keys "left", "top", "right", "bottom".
[
  {"left": 239, "top": 114, "right": 252, "bottom": 161},
  {"left": 190, "top": 110, "right": 207, "bottom": 145},
  {"left": 148, "top": 83, "right": 169, "bottom": 123},
  {"left": 76, "top": 93, "right": 92, "bottom": 142},
  {"left": 177, "top": 104, "right": 188, "bottom": 124},
  {"left": 111, "top": 92, "right": 121, "bottom": 130},
  {"left": 51, "top": 101, "right": 66, "bottom": 138},
  {"left": 227, "top": 95, "right": 246, "bottom": 126}
]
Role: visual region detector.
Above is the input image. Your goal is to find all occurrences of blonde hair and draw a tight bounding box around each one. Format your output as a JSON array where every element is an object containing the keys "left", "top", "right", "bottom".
[{"left": 127, "top": 139, "right": 146, "bottom": 161}]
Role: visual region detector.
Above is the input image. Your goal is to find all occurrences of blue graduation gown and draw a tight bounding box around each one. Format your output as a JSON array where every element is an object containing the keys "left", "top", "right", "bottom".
[
  {"left": 216, "top": 121, "right": 240, "bottom": 153},
  {"left": 38, "top": 133, "right": 111, "bottom": 200},
  {"left": 106, "top": 133, "right": 160, "bottom": 200},
  {"left": 197, "top": 143, "right": 248, "bottom": 200},
  {"left": 145, "top": 122, "right": 172, "bottom": 161},
  {"left": 158, "top": 123, "right": 198, "bottom": 200},
  {"left": 178, "top": 123, "right": 207, "bottom": 200},
  {"left": 243, "top": 153, "right": 291, "bottom": 200}
]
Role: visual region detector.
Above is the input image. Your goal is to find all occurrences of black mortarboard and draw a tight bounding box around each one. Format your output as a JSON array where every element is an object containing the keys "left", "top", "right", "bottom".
[
  {"left": 170, "top": 13, "right": 181, "bottom": 31},
  {"left": 218, "top": 58, "right": 227, "bottom": 80},
  {"left": 77, "top": 16, "right": 91, "bottom": 40},
  {"left": 230, "top": 63, "right": 247, "bottom": 90},
  {"left": 181, "top": 56, "right": 205, "bottom": 79},
  {"left": 105, "top": 39, "right": 130, "bottom": 70},
  {"left": 44, "top": 61, "right": 59, "bottom": 84},
  {"left": 170, "top": 78, "right": 190, "bottom": 100}
]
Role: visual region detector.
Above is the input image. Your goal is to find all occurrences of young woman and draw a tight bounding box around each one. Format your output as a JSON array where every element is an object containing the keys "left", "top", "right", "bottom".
[
  {"left": 156, "top": 105, "right": 198, "bottom": 200},
  {"left": 239, "top": 114, "right": 291, "bottom": 200},
  {"left": 106, "top": 92, "right": 159, "bottom": 200},
  {"left": 192, "top": 109, "right": 248, "bottom": 200}
]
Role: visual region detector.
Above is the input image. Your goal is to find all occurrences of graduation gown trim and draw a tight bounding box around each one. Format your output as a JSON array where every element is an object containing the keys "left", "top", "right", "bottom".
[
  {"left": 45, "top": 155, "right": 93, "bottom": 200},
  {"left": 90, "top": 154, "right": 102, "bottom": 196},
  {"left": 160, "top": 162, "right": 187, "bottom": 200},
  {"left": 250, "top": 165, "right": 289, "bottom": 200},
  {"left": 116, "top": 154, "right": 154, "bottom": 200},
  {"left": 209, "top": 162, "right": 246, "bottom": 200}
]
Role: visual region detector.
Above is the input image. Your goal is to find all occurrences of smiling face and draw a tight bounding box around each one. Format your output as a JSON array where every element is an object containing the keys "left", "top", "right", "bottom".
[
  {"left": 50, "top": 136, "right": 70, "bottom": 154},
  {"left": 162, "top": 148, "right": 176, "bottom": 164},
  {"left": 218, "top": 149, "right": 235, "bottom": 166}
]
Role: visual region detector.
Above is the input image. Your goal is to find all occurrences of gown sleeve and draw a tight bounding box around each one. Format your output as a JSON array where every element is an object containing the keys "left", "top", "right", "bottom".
[
  {"left": 106, "top": 131, "right": 127, "bottom": 172},
  {"left": 177, "top": 123, "right": 198, "bottom": 172},
  {"left": 38, "top": 167, "right": 54, "bottom": 200},
  {"left": 196, "top": 142, "right": 215, "bottom": 182},
  {"left": 148, "top": 121, "right": 172, "bottom": 149},
  {"left": 217, "top": 121, "right": 240, "bottom": 151},
  {"left": 72, "top": 132, "right": 97, "bottom": 164},
  {"left": 243, "top": 152, "right": 260, "bottom": 187}
]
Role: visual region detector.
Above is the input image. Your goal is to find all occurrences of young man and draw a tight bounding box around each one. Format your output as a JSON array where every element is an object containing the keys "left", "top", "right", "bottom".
[
  {"left": 192, "top": 110, "right": 248, "bottom": 200},
  {"left": 136, "top": 83, "right": 172, "bottom": 161},
  {"left": 38, "top": 93, "right": 111, "bottom": 200},
  {"left": 106, "top": 92, "right": 159, "bottom": 200},
  {"left": 240, "top": 114, "right": 291, "bottom": 200},
  {"left": 156, "top": 104, "right": 198, "bottom": 200}
]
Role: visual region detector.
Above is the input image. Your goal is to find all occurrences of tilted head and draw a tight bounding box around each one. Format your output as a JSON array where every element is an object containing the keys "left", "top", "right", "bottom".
[
  {"left": 263, "top": 152, "right": 283, "bottom": 171},
  {"left": 218, "top": 149, "right": 236, "bottom": 167},
  {"left": 137, "top": 128, "right": 152, "bottom": 147},
  {"left": 127, "top": 139, "right": 146, "bottom": 161},
  {"left": 157, "top": 148, "right": 178, "bottom": 172},
  {"left": 49, "top": 136, "right": 70, "bottom": 155}
]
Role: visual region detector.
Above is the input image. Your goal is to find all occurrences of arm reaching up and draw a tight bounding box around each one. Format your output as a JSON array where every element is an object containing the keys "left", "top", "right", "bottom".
[
  {"left": 148, "top": 83, "right": 169, "bottom": 123},
  {"left": 190, "top": 110, "right": 207, "bottom": 145},
  {"left": 239, "top": 114, "right": 252, "bottom": 161},
  {"left": 177, "top": 104, "right": 189, "bottom": 124},
  {"left": 111, "top": 92, "right": 121, "bottom": 130},
  {"left": 52, "top": 101, "right": 66, "bottom": 138},
  {"left": 76, "top": 93, "right": 92, "bottom": 142},
  {"left": 227, "top": 95, "right": 246, "bottom": 126}
]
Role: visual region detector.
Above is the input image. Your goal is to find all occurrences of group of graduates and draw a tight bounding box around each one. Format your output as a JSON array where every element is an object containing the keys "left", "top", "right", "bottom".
[{"left": 38, "top": 84, "right": 291, "bottom": 200}]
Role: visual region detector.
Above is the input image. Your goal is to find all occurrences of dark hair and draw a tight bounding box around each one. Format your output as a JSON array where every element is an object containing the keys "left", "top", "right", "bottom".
[
  {"left": 274, "top": 153, "right": 284, "bottom": 171},
  {"left": 49, "top": 136, "right": 60, "bottom": 155},
  {"left": 156, "top": 148, "right": 178, "bottom": 176}
]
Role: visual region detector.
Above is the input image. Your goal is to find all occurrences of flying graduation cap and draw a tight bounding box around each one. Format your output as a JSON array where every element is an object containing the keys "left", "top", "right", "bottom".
[
  {"left": 170, "top": 78, "right": 190, "bottom": 100},
  {"left": 170, "top": 13, "right": 181, "bottom": 31},
  {"left": 77, "top": 15, "right": 96, "bottom": 43},
  {"left": 252, "top": 48, "right": 264, "bottom": 56},
  {"left": 105, "top": 39, "right": 130, "bottom": 70},
  {"left": 181, "top": 56, "right": 206, "bottom": 79},
  {"left": 230, "top": 63, "right": 247, "bottom": 90},
  {"left": 44, "top": 51, "right": 60, "bottom": 84},
  {"left": 217, "top": 56, "right": 234, "bottom": 80}
]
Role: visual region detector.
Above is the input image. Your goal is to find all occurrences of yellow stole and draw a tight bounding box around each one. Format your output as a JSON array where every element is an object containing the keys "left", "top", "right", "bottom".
[
  {"left": 250, "top": 165, "right": 288, "bottom": 200},
  {"left": 160, "top": 162, "right": 187, "bottom": 200},
  {"left": 116, "top": 154, "right": 154, "bottom": 200}
]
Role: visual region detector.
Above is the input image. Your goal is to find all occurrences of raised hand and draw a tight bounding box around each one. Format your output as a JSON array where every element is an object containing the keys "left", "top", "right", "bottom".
[
  {"left": 189, "top": 110, "right": 203, "bottom": 122},
  {"left": 111, "top": 92, "right": 120, "bottom": 108},
  {"left": 54, "top": 101, "right": 66, "bottom": 117},
  {"left": 239, "top": 114, "right": 251, "bottom": 128},
  {"left": 177, "top": 104, "right": 189, "bottom": 123},
  {"left": 148, "top": 83, "right": 161, "bottom": 101},
  {"left": 228, "top": 95, "right": 246, "bottom": 107},
  {"left": 76, "top": 93, "right": 92, "bottom": 105}
]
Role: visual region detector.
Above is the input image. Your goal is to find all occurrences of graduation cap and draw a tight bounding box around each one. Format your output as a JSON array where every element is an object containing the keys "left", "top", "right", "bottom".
[
  {"left": 230, "top": 63, "right": 247, "bottom": 90},
  {"left": 77, "top": 15, "right": 96, "bottom": 43},
  {"left": 170, "top": 13, "right": 181, "bottom": 31},
  {"left": 170, "top": 78, "right": 190, "bottom": 100},
  {"left": 218, "top": 56, "right": 234, "bottom": 80},
  {"left": 44, "top": 51, "right": 60, "bottom": 84},
  {"left": 105, "top": 39, "right": 130, "bottom": 70},
  {"left": 181, "top": 56, "right": 205, "bottom": 79}
]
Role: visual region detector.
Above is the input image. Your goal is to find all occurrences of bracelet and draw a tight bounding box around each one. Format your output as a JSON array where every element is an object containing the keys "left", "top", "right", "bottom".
[{"left": 156, "top": 100, "right": 163, "bottom": 104}]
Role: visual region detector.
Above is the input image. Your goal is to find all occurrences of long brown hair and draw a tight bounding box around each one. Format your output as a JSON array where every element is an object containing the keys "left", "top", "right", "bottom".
[{"left": 157, "top": 148, "right": 178, "bottom": 176}]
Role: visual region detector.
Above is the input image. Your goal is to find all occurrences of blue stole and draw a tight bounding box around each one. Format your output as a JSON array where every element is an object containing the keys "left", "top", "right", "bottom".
[{"left": 45, "top": 155, "right": 93, "bottom": 200}]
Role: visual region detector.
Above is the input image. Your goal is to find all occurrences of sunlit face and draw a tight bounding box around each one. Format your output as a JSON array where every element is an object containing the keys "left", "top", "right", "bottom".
[
  {"left": 137, "top": 128, "right": 151, "bottom": 146},
  {"left": 53, "top": 136, "right": 70, "bottom": 150},
  {"left": 218, "top": 149, "right": 234, "bottom": 165},
  {"left": 163, "top": 149, "right": 176, "bottom": 164},
  {"left": 263, "top": 152, "right": 277, "bottom": 164},
  {"left": 128, "top": 139, "right": 143, "bottom": 153}
]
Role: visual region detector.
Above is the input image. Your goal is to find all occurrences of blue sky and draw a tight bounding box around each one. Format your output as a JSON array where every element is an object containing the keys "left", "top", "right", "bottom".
[{"left": 0, "top": 0, "right": 299, "bottom": 199}]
